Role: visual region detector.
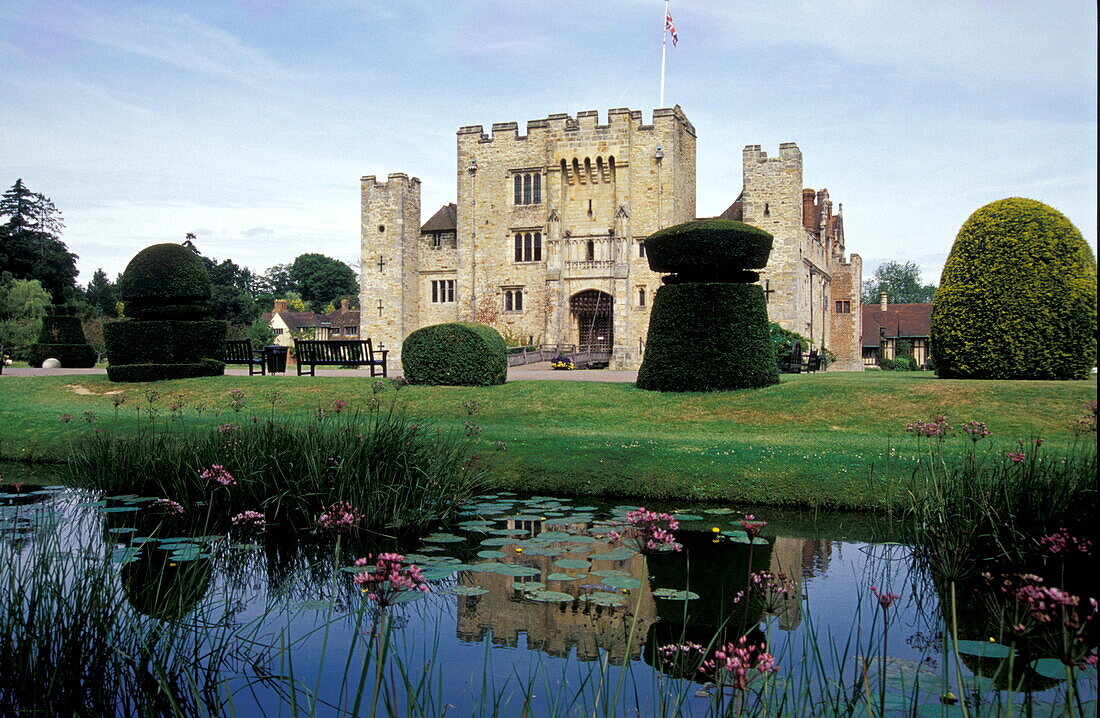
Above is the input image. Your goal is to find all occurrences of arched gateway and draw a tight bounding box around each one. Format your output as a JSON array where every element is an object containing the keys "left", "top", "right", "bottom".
[{"left": 570, "top": 290, "right": 613, "bottom": 351}]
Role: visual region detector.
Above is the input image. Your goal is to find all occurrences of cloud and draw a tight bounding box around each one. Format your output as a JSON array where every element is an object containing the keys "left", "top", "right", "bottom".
[{"left": 243, "top": 226, "right": 275, "bottom": 238}]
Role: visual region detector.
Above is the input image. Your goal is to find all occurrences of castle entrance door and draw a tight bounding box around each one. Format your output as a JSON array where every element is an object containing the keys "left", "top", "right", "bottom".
[{"left": 570, "top": 290, "right": 613, "bottom": 351}]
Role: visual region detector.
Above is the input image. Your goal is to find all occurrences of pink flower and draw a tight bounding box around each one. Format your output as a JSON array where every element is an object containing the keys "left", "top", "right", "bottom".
[
  {"left": 153, "top": 498, "right": 185, "bottom": 516},
  {"left": 960, "top": 421, "right": 991, "bottom": 442},
  {"left": 739, "top": 514, "right": 767, "bottom": 540},
  {"left": 200, "top": 465, "right": 236, "bottom": 486},
  {"left": 351, "top": 552, "right": 430, "bottom": 606},
  {"left": 1039, "top": 528, "right": 1093, "bottom": 556},
  {"left": 700, "top": 636, "right": 779, "bottom": 690},
  {"left": 906, "top": 415, "right": 952, "bottom": 438},
  {"left": 331, "top": 399, "right": 349, "bottom": 414},
  {"left": 317, "top": 501, "right": 363, "bottom": 532},
  {"left": 1006, "top": 451, "right": 1026, "bottom": 464},
  {"left": 870, "top": 585, "right": 900, "bottom": 609},
  {"left": 218, "top": 423, "right": 240, "bottom": 433},
  {"left": 609, "top": 508, "right": 681, "bottom": 553},
  {"left": 231, "top": 510, "right": 266, "bottom": 528}
]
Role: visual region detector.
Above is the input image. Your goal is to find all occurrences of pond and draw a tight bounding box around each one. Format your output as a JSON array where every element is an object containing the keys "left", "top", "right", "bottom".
[{"left": 1, "top": 476, "right": 1095, "bottom": 717}]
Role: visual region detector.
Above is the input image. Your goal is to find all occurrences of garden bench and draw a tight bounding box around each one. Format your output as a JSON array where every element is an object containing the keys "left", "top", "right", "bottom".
[
  {"left": 776, "top": 343, "right": 802, "bottom": 374},
  {"left": 293, "top": 339, "right": 387, "bottom": 377},
  {"left": 224, "top": 339, "right": 265, "bottom": 375},
  {"left": 804, "top": 349, "right": 822, "bottom": 373}
]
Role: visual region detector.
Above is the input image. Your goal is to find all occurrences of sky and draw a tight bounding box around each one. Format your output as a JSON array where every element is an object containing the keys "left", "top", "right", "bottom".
[{"left": 1, "top": 1, "right": 1096, "bottom": 290}]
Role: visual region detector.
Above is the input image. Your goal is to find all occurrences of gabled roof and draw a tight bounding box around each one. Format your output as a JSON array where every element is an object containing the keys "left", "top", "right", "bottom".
[
  {"left": 861, "top": 303, "right": 932, "bottom": 347},
  {"left": 421, "top": 203, "right": 457, "bottom": 233},
  {"left": 717, "top": 191, "right": 744, "bottom": 221},
  {"left": 261, "top": 310, "right": 328, "bottom": 329},
  {"left": 325, "top": 307, "right": 360, "bottom": 328}
]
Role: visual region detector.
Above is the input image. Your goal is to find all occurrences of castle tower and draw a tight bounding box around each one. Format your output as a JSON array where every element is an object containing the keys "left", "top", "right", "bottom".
[{"left": 359, "top": 173, "right": 421, "bottom": 362}]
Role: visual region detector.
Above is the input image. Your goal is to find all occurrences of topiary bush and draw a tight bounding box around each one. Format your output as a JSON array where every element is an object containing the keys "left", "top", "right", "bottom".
[
  {"left": 27, "top": 314, "right": 97, "bottom": 367},
  {"left": 105, "top": 243, "right": 226, "bottom": 382},
  {"left": 637, "top": 284, "right": 779, "bottom": 391},
  {"left": 644, "top": 219, "right": 773, "bottom": 281},
  {"left": 638, "top": 220, "right": 779, "bottom": 392},
  {"left": 117, "top": 243, "right": 212, "bottom": 320},
  {"left": 402, "top": 322, "right": 507, "bottom": 386},
  {"left": 931, "top": 198, "right": 1097, "bottom": 380}
]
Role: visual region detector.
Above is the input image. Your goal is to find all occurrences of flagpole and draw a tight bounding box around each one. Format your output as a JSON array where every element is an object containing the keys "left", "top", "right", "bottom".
[{"left": 659, "top": 0, "right": 668, "bottom": 108}]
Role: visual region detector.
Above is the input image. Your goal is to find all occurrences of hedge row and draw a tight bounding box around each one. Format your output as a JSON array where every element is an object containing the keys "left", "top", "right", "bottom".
[
  {"left": 105, "top": 320, "right": 228, "bottom": 366},
  {"left": 402, "top": 322, "right": 507, "bottom": 386},
  {"left": 644, "top": 220, "right": 773, "bottom": 279},
  {"left": 636, "top": 283, "right": 779, "bottom": 392},
  {"left": 931, "top": 198, "right": 1097, "bottom": 380},
  {"left": 106, "top": 359, "right": 226, "bottom": 383}
]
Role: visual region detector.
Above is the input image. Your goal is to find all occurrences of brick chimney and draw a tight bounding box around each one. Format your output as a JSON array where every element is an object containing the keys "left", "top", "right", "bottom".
[
  {"left": 802, "top": 189, "right": 816, "bottom": 232},
  {"left": 341, "top": 299, "right": 350, "bottom": 312},
  {"left": 879, "top": 292, "right": 888, "bottom": 311},
  {"left": 274, "top": 299, "right": 288, "bottom": 314}
]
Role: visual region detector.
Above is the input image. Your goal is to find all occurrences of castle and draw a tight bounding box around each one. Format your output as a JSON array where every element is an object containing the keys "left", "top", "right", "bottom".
[{"left": 359, "top": 106, "right": 863, "bottom": 371}]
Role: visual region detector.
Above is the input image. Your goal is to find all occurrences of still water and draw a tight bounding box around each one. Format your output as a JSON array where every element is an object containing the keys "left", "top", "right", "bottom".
[{"left": 1, "top": 477, "right": 1093, "bottom": 716}]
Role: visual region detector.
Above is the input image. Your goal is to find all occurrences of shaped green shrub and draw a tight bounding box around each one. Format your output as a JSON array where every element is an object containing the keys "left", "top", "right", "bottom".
[
  {"left": 402, "top": 322, "right": 507, "bottom": 386},
  {"left": 106, "top": 243, "right": 226, "bottom": 382},
  {"left": 28, "top": 315, "right": 97, "bottom": 367},
  {"left": 118, "top": 243, "right": 212, "bottom": 320},
  {"left": 636, "top": 284, "right": 779, "bottom": 391},
  {"left": 932, "top": 198, "right": 1097, "bottom": 379},
  {"left": 644, "top": 219, "right": 773, "bottom": 280}
]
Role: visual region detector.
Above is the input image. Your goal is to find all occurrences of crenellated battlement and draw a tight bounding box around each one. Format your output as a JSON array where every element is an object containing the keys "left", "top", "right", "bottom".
[
  {"left": 457, "top": 106, "right": 695, "bottom": 144},
  {"left": 360, "top": 173, "right": 421, "bottom": 189},
  {"left": 743, "top": 142, "right": 802, "bottom": 164}
]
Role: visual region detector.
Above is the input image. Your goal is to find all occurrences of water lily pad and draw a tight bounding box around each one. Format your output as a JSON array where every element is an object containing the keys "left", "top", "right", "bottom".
[
  {"left": 420, "top": 568, "right": 456, "bottom": 581},
  {"left": 703, "top": 508, "right": 736, "bottom": 515},
  {"left": 387, "top": 591, "right": 425, "bottom": 604},
  {"left": 723, "top": 532, "right": 769, "bottom": 545},
  {"left": 653, "top": 589, "right": 700, "bottom": 600},
  {"left": 584, "top": 591, "right": 626, "bottom": 607},
  {"left": 422, "top": 533, "right": 465, "bottom": 543},
  {"left": 527, "top": 590, "right": 574, "bottom": 603},
  {"left": 479, "top": 537, "right": 515, "bottom": 546},
  {"left": 1029, "top": 658, "right": 1069, "bottom": 680},
  {"left": 512, "top": 581, "right": 545, "bottom": 592},
  {"left": 591, "top": 569, "right": 631, "bottom": 578},
  {"left": 111, "top": 547, "right": 141, "bottom": 564},
  {"left": 563, "top": 536, "right": 597, "bottom": 545},
  {"left": 671, "top": 513, "right": 703, "bottom": 521},
  {"left": 107, "top": 527, "right": 136, "bottom": 534},
  {"left": 954, "top": 640, "right": 1014, "bottom": 658},
  {"left": 488, "top": 529, "right": 529, "bottom": 536},
  {"left": 501, "top": 514, "right": 546, "bottom": 522},
  {"left": 457, "top": 519, "right": 495, "bottom": 528},
  {"left": 419, "top": 546, "right": 444, "bottom": 552},
  {"left": 523, "top": 547, "right": 566, "bottom": 557},
  {"left": 589, "top": 548, "right": 638, "bottom": 561},
  {"left": 477, "top": 550, "right": 506, "bottom": 559},
  {"left": 448, "top": 585, "right": 489, "bottom": 596},
  {"left": 101, "top": 506, "right": 140, "bottom": 513},
  {"left": 536, "top": 531, "right": 573, "bottom": 540},
  {"left": 602, "top": 576, "right": 642, "bottom": 590},
  {"left": 554, "top": 558, "right": 592, "bottom": 570},
  {"left": 494, "top": 564, "right": 541, "bottom": 577},
  {"left": 547, "top": 573, "right": 586, "bottom": 581},
  {"left": 78, "top": 500, "right": 107, "bottom": 508}
]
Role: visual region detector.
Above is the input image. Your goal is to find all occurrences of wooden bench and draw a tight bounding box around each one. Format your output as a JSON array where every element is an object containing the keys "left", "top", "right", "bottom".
[
  {"left": 776, "top": 342, "right": 803, "bottom": 374},
  {"left": 804, "top": 349, "right": 822, "bottom": 373},
  {"left": 224, "top": 339, "right": 265, "bottom": 375},
  {"left": 293, "top": 339, "right": 387, "bottom": 377}
]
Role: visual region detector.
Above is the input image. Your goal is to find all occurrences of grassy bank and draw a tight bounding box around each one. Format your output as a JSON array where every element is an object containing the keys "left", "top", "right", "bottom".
[{"left": 0, "top": 372, "right": 1093, "bottom": 508}]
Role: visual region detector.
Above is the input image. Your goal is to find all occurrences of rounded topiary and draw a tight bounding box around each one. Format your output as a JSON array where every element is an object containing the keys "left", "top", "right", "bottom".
[
  {"left": 106, "top": 243, "right": 226, "bottom": 382},
  {"left": 118, "top": 243, "right": 212, "bottom": 319},
  {"left": 402, "top": 322, "right": 507, "bottom": 386},
  {"left": 931, "top": 198, "right": 1097, "bottom": 380},
  {"left": 644, "top": 219, "right": 773, "bottom": 281},
  {"left": 27, "top": 315, "right": 97, "bottom": 368},
  {"left": 636, "top": 284, "right": 779, "bottom": 391}
]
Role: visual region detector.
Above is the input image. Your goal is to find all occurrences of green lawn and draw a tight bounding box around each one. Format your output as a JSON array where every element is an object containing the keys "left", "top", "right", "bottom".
[{"left": 0, "top": 372, "right": 1093, "bottom": 508}]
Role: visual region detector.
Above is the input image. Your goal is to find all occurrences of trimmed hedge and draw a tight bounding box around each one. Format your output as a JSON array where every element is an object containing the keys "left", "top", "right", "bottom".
[
  {"left": 644, "top": 220, "right": 773, "bottom": 279},
  {"left": 118, "top": 243, "right": 213, "bottom": 320},
  {"left": 636, "top": 283, "right": 780, "bottom": 392},
  {"left": 932, "top": 198, "right": 1097, "bottom": 380},
  {"left": 402, "top": 322, "right": 507, "bottom": 386},
  {"left": 106, "top": 359, "right": 225, "bottom": 383},
  {"left": 104, "top": 320, "right": 228, "bottom": 365},
  {"left": 28, "top": 315, "right": 97, "bottom": 367},
  {"left": 27, "top": 344, "right": 97, "bottom": 368}
]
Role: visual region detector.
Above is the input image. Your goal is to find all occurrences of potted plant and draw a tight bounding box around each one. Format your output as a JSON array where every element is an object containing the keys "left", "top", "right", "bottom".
[{"left": 550, "top": 354, "right": 574, "bottom": 370}]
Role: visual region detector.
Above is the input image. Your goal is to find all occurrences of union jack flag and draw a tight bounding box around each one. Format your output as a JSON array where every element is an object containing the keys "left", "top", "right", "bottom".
[{"left": 665, "top": 7, "right": 678, "bottom": 46}]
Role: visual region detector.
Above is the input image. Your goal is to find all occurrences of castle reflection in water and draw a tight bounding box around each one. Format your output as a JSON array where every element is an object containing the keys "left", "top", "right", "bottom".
[{"left": 454, "top": 518, "right": 834, "bottom": 664}]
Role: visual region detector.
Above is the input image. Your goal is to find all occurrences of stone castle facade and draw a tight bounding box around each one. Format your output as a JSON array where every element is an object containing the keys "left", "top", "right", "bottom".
[{"left": 360, "top": 106, "right": 862, "bottom": 370}]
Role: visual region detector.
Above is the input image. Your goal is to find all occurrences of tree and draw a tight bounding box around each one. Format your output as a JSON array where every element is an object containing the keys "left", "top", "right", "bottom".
[
  {"left": 84, "top": 268, "right": 119, "bottom": 317},
  {"left": 0, "top": 275, "right": 52, "bottom": 359},
  {"left": 862, "top": 261, "right": 936, "bottom": 305},
  {"left": 257, "top": 263, "right": 295, "bottom": 296},
  {"left": 931, "top": 197, "right": 1097, "bottom": 380},
  {"left": 0, "top": 180, "right": 78, "bottom": 302},
  {"left": 179, "top": 235, "right": 262, "bottom": 325},
  {"left": 289, "top": 253, "right": 357, "bottom": 310}
]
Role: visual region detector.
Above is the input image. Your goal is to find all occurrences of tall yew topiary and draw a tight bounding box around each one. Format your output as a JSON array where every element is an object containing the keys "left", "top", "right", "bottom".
[
  {"left": 932, "top": 198, "right": 1096, "bottom": 380},
  {"left": 637, "top": 220, "right": 779, "bottom": 392},
  {"left": 105, "top": 243, "right": 227, "bottom": 382}
]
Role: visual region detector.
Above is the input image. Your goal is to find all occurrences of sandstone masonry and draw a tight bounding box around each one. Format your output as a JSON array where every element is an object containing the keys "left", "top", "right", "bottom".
[{"left": 361, "top": 107, "right": 862, "bottom": 370}]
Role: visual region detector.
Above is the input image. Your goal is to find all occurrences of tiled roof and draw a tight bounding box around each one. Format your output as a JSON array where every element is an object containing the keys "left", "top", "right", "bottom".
[
  {"left": 421, "top": 203, "right": 457, "bottom": 233},
  {"left": 261, "top": 310, "right": 328, "bottom": 329},
  {"left": 717, "top": 191, "right": 744, "bottom": 221},
  {"left": 324, "top": 308, "right": 360, "bottom": 328},
  {"left": 861, "top": 303, "right": 932, "bottom": 347}
]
